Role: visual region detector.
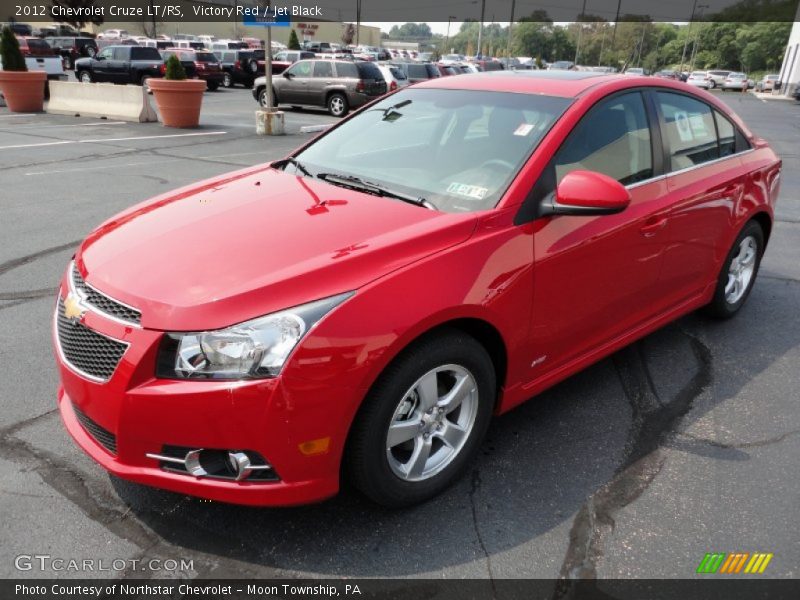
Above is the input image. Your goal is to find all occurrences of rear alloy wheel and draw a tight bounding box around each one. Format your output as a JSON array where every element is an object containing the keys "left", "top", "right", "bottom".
[
  {"left": 327, "top": 93, "right": 348, "bottom": 117},
  {"left": 703, "top": 220, "right": 764, "bottom": 319},
  {"left": 346, "top": 330, "right": 495, "bottom": 507},
  {"left": 78, "top": 71, "right": 92, "bottom": 83},
  {"left": 223, "top": 73, "right": 233, "bottom": 88},
  {"left": 258, "top": 88, "right": 278, "bottom": 109}
]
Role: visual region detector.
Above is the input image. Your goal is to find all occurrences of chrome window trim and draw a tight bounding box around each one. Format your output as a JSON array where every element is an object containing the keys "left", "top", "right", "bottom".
[
  {"left": 625, "top": 148, "right": 755, "bottom": 190},
  {"left": 53, "top": 296, "right": 130, "bottom": 384},
  {"left": 69, "top": 261, "right": 142, "bottom": 329}
]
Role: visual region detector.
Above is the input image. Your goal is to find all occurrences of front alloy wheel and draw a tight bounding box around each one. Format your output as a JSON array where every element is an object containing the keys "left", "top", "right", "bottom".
[
  {"left": 386, "top": 365, "right": 479, "bottom": 481},
  {"left": 346, "top": 330, "right": 495, "bottom": 507}
]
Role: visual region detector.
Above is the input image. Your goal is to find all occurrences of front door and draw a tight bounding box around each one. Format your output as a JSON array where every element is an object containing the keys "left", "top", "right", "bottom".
[{"left": 529, "top": 91, "right": 672, "bottom": 375}]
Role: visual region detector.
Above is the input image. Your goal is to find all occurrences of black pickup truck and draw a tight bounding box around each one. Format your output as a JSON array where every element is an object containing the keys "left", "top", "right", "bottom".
[{"left": 75, "top": 45, "right": 163, "bottom": 85}]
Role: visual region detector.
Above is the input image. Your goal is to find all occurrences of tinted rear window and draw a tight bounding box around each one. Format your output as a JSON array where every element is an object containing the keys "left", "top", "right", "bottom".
[
  {"left": 27, "top": 39, "right": 51, "bottom": 51},
  {"left": 195, "top": 52, "right": 217, "bottom": 62},
  {"left": 355, "top": 62, "right": 382, "bottom": 79},
  {"left": 131, "top": 47, "right": 162, "bottom": 60}
]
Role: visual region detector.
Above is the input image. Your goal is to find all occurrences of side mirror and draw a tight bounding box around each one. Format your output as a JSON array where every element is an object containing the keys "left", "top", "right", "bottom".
[
  {"left": 282, "top": 71, "right": 293, "bottom": 79},
  {"left": 541, "top": 170, "right": 631, "bottom": 217},
  {"left": 95, "top": 54, "right": 104, "bottom": 60}
]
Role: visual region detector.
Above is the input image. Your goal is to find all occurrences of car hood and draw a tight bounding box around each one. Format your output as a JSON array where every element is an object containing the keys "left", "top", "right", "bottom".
[{"left": 76, "top": 165, "right": 477, "bottom": 331}]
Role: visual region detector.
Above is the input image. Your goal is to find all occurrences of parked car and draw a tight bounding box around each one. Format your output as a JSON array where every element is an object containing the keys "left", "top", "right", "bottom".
[
  {"left": 757, "top": 74, "right": 780, "bottom": 92},
  {"left": 48, "top": 36, "right": 99, "bottom": 69},
  {"left": 2, "top": 22, "right": 33, "bottom": 36},
  {"left": 16, "top": 36, "right": 54, "bottom": 58},
  {"left": 160, "top": 48, "right": 223, "bottom": 90},
  {"left": 75, "top": 45, "right": 163, "bottom": 85},
  {"left": 705, "top": 70, "right": 731, "bottom": 89},
  {"left": 302, "top": 41, "right": 334, "bottom": 54},
  {"left": 686, "top": 71, "right": 712, "bottom": 89},
  {"left": 722, "top": 72, "right": 749, "bottom": 91},
  {"left": 54, "top": 71, "right": 780, "bottom": 508},
  {"left": 376, "top": 63, "right": 409, "bottom": 91},
  {"left": 218, "top": 49, "right": 262, "bottom": 88},
  {"left": 549, "top": 60, "right": 575, "bottom": 70},
  {"left": 624, "top": 67, "right": 650, "bottom": 76},
  {"left": 271, "top": 49, "right": 316, "bottom": 74},
  {"left": 474, "top": 60, "right": 505, "bottom": 72},
  {"left": 389, "top": 62, "right": 441, "bottom": 84},
  {"left": 96, "top": 29, "right": 129, "bottom": 41},
  {"left": 435, "top": 64, "right": 459, "bottom": 77},
  {"left": 655, "top": 70, "right": 680, "bottom": 80},
  {"left": 253, "top": 59, "right": 387, "bottom": 116}
]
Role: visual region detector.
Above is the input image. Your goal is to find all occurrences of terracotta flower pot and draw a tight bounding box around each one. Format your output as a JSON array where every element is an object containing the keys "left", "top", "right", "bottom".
[
  {"left": 148, "top": 78, "right": 207, "bottom": 128},
  {"left": 0, "top": 70, "right": 46, "bottom": 113}
]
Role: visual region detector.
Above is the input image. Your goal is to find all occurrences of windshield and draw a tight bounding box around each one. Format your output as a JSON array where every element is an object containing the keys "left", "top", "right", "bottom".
[{"left": 292, "top": 89, "right": 570, "bottom": 213}]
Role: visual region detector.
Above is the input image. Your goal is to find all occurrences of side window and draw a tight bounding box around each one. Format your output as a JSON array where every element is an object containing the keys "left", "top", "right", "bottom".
[
  {"left": 334, "top": 62, "right": 358, "bottom": 78},
  {"left": 98, "top": 47, "right": 114, "bottom": 60},
  {"left": 656, "top": 92, "right": 718, "bottom": 171},
  {"left": 408, "top": 64, "right": 426, "bottom": 79},
  {"left": 313, "top": 61, "right": 333, "bottom": 78},
  {"left": 112, "top": 47, "right": 128, "bottom": 60},
  {"left": 715, "top": 110, "right": 736, "bottom": 157},
  {"left": 287, "top": 61, "right": 312, "bottom": 77},
  {"left": 275, "top": 52, "right": 286, "bottom": 61},
  {"left": 554, "top": 92, "right": 653, "bottom": 186}
]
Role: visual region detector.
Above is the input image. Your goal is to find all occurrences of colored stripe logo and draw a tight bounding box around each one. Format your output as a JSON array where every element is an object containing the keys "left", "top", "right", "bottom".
[{"left": 697, "top": 552, "right": 773, "bottom": 574}]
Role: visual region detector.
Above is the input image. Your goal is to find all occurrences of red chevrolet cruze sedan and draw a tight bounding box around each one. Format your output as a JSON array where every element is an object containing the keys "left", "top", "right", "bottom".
[{"left": 54, "top": 72, "right": 781, "bottom": 507}]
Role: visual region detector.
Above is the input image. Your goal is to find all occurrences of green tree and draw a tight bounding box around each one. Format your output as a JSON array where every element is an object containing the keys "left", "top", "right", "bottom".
[
  {"left": 288, "top": 29, "right": 301, "bottom": 50},
  {"left": 0, "top": 26, "right": 27, "bottom": 71},
  {"left": 164, "top": 54, "right": 187, "bottom": 80}
]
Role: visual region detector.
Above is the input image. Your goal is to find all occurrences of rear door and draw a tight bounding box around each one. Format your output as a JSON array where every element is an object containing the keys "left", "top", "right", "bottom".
[
  {"left": 109, "top": 47, "right": 130, "bottom": 82},
  {"left": 92, "top": 47, "right": 114, "bottom": 81},
  {"left": 653, "top": 90, "right": 751, "bottom": 306},
  {"left": 310, "top": 60, "right": 334, "bottom": 105}
]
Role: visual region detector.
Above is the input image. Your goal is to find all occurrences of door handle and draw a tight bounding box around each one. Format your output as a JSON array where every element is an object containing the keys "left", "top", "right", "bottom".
[{"left": 640, "top": 216, "right": 668, "bottom": 237}]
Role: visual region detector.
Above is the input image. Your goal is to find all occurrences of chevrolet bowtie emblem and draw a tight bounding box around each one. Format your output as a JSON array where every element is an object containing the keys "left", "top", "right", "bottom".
[{"left": 63, "top": 292, "right": 86, "bottom": 322}]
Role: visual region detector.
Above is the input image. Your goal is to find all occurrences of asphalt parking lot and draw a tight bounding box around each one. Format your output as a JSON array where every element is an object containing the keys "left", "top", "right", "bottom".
[{"left": 0, "top": 86, "right": 798, "bottom": 582}]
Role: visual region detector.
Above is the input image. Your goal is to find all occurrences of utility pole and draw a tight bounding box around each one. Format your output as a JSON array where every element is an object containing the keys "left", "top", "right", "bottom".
[
  {"left": 476, "top": 0, "right": 486, "bottom": 58},
  {"left": 688, "top": 4, "right": 708, "bottom": 71},
  {"left": 574, "top": 0, "right": 587, "bottom": 65},
  {"left": 679, "top": 0, "right": 699, "bottom": 74},
  {"left": 610, "top": 0, "right": 622, "bottom": 51},
  {"left": 505, "top": 0, "right": 516, "bottom": 59},
  {"left": 356, "top": 0, "right": 361, "bottom": 46},
  {"left": 445, "top": 16, "right": 456, "bottom": 55}
]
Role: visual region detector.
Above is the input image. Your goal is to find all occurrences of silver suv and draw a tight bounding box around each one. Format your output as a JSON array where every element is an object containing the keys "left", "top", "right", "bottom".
[
  {"left": 705, "top": 70, "right": 731, "bottom": 89},
  {"left": 253, "top": 59, "right": 387, "bottom": 117}
]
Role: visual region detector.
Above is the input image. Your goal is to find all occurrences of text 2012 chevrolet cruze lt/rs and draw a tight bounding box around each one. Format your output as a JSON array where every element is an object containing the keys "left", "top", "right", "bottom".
[{"left": 54, "top": 72, "right": 780, "bottom": 507}]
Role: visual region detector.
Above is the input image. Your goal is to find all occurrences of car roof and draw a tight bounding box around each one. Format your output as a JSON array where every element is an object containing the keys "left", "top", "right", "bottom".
[{"left": 415, "top": 70, "right": 621, "bottom": 98}]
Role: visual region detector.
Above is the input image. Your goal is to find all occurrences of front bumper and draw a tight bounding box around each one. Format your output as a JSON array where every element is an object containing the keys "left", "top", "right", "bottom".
[{"left": 53, "top": 291, "right": 357, "bottom": 506}]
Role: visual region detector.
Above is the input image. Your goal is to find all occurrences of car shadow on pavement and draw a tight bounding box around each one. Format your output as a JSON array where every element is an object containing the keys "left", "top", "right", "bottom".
[{"left": 110, "top": 281, "right": 797, "bottom": 577}]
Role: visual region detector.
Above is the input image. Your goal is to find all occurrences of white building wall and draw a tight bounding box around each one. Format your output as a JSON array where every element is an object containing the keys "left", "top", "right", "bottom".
[{"left": 778, "top": 12, "right": 800, "bottom": 96}]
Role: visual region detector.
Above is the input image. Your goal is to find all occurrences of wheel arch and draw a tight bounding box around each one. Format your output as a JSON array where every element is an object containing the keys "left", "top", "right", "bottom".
[{"left": 750, "top": 210, "right": 772, "bottom": 249}]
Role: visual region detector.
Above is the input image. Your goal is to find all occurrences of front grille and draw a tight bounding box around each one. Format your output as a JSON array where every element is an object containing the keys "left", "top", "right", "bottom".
[
  {"left": 56, "top": 298, "right": 128, "bottom": 382},
  {"left": 72, "top": 403, "right": 117, "bottom": 454},
  {"left": 72, "top": 266, "right": 142, "bottom": 326}
]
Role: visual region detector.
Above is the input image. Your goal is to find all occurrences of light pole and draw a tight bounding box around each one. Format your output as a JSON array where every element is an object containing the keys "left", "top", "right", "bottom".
[
  {"left": 476, "top": 0, "right": 486, "bottom": 59},
  {"left": 445, "top": 15, "right": 456, "bottom": 55},
  {"left": 688, "top": 5, "right": 708, "bottom": 71},
  {"left": 505, "top": 0, "right": 516, "bottom": 60},
  {"left": 574, "top": 0, "right": 588, "bottom": 65},
  {"left": 679, "top": 0, "right": 707, "bottom": 74}
]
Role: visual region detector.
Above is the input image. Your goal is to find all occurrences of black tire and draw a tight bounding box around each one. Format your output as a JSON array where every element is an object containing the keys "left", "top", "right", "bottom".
[
  {"left": 258, "top": 88, "right": 278, "bottom": 108},
  {"left": 708, "top": 80, "right": 716, "bottom": 89},
  {"left": 222, "top": 72, "right": 233, "bottom": 88},
  {"left": 345, "top": 330, "right": 496, "bottom": 507},
  {"left": 702, "top": 220, "right": 765, "bottom": 319},
  {"left": 327, "top": 92, "right": 349, "bottom": 117},
  {"left": 248, "top": 59, "right": 260, "bottom": 74},
  {"left": 207, "top": 81, "right": 219, "bottom": 91},
  {"left": 78, "top": 70, "right": 92, "bottom": 83}
]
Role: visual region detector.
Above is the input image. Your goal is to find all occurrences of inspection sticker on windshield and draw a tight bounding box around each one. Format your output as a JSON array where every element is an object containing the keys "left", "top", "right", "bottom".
[
  {"left": 514, "top": 123, "right": 535, "bottom": 136},
  {"left": 447, "top": 183, "right": 489, "bottom": 200}
]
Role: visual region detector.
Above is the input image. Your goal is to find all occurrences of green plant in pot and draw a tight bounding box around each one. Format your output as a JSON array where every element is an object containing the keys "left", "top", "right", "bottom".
[
  {"left": 148, "top": 54, "right": 207, "bottom": 128},
  {"left": 0, "top": 26, "right": 47, "bottom": 112}
]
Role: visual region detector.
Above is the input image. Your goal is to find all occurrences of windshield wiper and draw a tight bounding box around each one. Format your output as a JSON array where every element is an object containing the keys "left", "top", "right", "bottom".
[
  {"left": 276, "top": 156, "right": 312, "bottom": 178},
  {"left": 316, "top": 172, "right": 434, "bottom": 210}
]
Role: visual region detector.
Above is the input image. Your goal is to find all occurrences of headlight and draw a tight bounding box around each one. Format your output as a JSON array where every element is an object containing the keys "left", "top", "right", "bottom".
[{"left": 156, "top": 293, "right": 353, "bottom": 380}]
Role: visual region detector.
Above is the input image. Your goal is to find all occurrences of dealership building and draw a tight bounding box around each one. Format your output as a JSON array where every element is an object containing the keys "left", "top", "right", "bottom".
[{"left": 778, "top": 18, "right": 800, "bottom": 96}]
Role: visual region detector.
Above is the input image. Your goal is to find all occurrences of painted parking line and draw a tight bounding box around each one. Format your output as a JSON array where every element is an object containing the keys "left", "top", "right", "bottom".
[
  {"left": 25, "top": 151, "right": 264, "bottom": 176},
  {"left": 0, "top": 131, "right": 227, "bottom": 151},
  {"left": 0, "top": 121, "right": 128, "bottom": 130}
]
